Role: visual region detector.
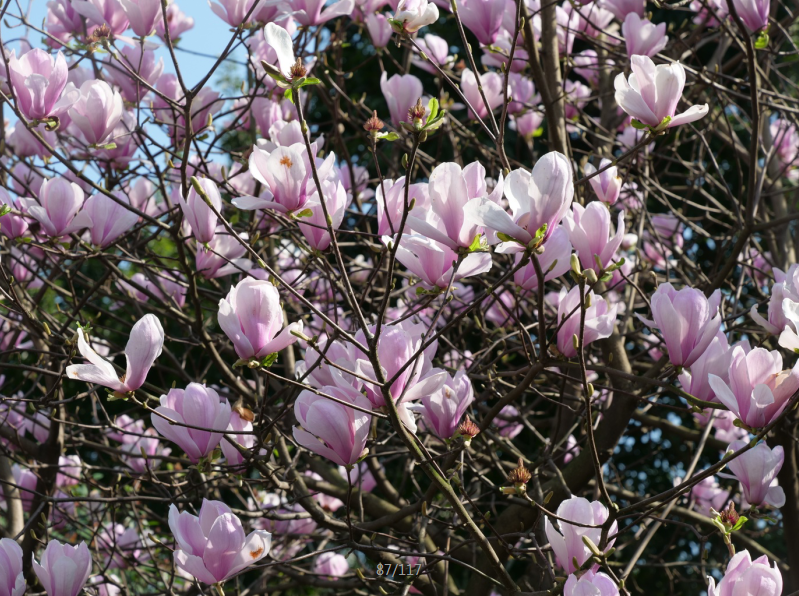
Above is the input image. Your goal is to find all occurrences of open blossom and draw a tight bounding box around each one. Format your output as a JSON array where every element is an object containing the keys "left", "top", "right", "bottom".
[
  {"left": 392, "top": 0, "right": 439, "bottom": 33},
  {"left": 564, "top": 571, "right": 619, "bottom": 596},
  {"left": 66, "top": 314, "right": 164, "bottom": 393},
  {"left": 380, "top": 72, "right": 423, "bottom": 128},
  {"left": 584, "top": 159, "right": 622, "bottom": 205},
  {"left": 8, "top": 48, "right": 78, "bottom": 121},
  {"left": 639, "top": 283, "right": 722, "bottom": 368},
  {"left": 179, "top": 177, "right": 222, "bottom": 244},
  {"left": 218, "top": 278, "right": 303, "bottom": 360},
  {"left": 155, "top": 1, "right": 194, "bottom": 40},
  {"left": 293, "top": 385, "right": 372, "bottom": 466},
  {"left": 413, "top": 370, "right": 474, "bottom": 439},
  {"left": 72, "top": 0, "right": 130, "bottom": 34},
  {"left": 708, "top": 550, "right": 782, "bottom": 596},
  {"left": 82, "top": 191, "right": 140, "bottom": 247},
  {"left": 462, "top": 69, "right": 505, "bottom": 121},
  {"left": 151, "top": 384, "right": 232, "bottom": 462},
  {"left": 0, "top": 189, "right": 29, "bottom": 240},
  {"left": 0, "top": 538, "right": 25, "bottom": 596},
  {"left": 283, "top": 0, "right": 356, "bottom": 26},
  {"left": 622, "top": 14, "right": 668, "bottom": 58},
  {"left": 407, "top": 161, "right": 503, "bottom": 250},
  {"left": 414, "top": 34, "right": 454, "bottom": 73},
  {"left": 732, "top": 0, "right": 769, "bottom": 32},
  {"left": 221, "top": 408, "right": 256, "bottom": 466},
  {"left": 752, "top": 263, "right": 799, "bottom": 334},
  {"left": 556, "top": 285, "right": 618, "bottom": 358},
  {"left": 298, "top": 178, "right": 350, "bottom": 251},
  {"left": 32, "top": 541, "right": 92, "bottom": 596},
  {"left": 513, "top": 226, "right": 573, "bottom": 290},
  {"left": 459, "top": 0, "right": 504, "bottom": 44},
  {"left": 724, "top": 440, "right": 785, "bottom": 509},
  {"left": 384, "top": 234, "right": 493, "bottom": 289},
  {"left": 104, "top": 46, "right": 164, "bottom": 103},
  {"left": 564, "top": 201, "right": 625, "bottom": 272},
  {"left": 465, "top": 151, "right": 573, "bottom": 246},
  {"left": 19, "top": 178, "right": 92, "bottom": 238},
  {"left": 96, "top": 523, "right": 148, "bottom": 568},
  {"left": 376, "top": 176, "right": 430, "bottom": 235},
  {"left": 600, "top": 0, "right": 644, "bottom": 20},
  {"left": 169, "top": 499, "right": 271, "bottom": 584},
  {"left": 708, "top": 345, "right": 799, "bottom": 428},
  {"left": 210, "top": 0, "right": 264, "bottom": 26},
  {"left": 196, "top": 228, "right": 252, "bottom": 278},
  {"left": 690, "top": 476, "right": 730, "bottom": 517},
  {"left": 615, "top": 56, "right": 709, "bottom": 128},
  {"left": 545, "top": 496, "right": 618, "bottom": 573},
  {"left": 677, "top": 332, "right": 732, "bottom": 402}
]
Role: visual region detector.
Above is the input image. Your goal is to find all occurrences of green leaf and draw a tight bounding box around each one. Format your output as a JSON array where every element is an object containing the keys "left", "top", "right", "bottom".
[
  {"left": 732, "top": 516, "right": 748, "bottom": 532},
  {"left": 261, "top": 352, "right": 279, "bottom": 368},
  {"left": 468, "top": 233, "right": 484, "bottom": 253},
  {"left": 631, "top": 119, "right": 647, "bottom": 130},
  {"left": 294, "top": 208, "right": 314, "bottom": 219},
  {"left": 0, "top": 204, "right": 11, "bottom": 217},
  {"left": 532, "top": 127, "right": 544, "bottom": 138},
  {"left": 298, "top": 77, "right": 321, "bottom": 87},
  {"left": 283, "top": 88, "right": 294, "bottom": 104},
  {"left": 754, "top": 32, "right": 769, "bottom": 49},
  {"left": 496, "top": 232, "right": 517, "bottom": 243},
  {"left": 427, "top": 97, "right": 440, "bottom": 123},
  {"left": 376, "top": 132, "right": 400, "bottom": 142},
  {"left": 599, "top": 272, "right": 613, "bottom": 283}
]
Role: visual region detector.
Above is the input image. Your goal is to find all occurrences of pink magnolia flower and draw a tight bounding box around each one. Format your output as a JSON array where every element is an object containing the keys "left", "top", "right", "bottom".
[
  {"left": 117, "top": 271, "right": 187, "bottom": 307},
  {"left": 544, "top": 496, "right": 618, "bottom": 573},
  {"left": 19, "top": 178, "right": 92, "bottom": 238},
  {"left": 465, "top": 151, "right": 574, "bottom": 246},
  {"left": 573, "top": 50, "right": 613, "bottom": 87},
  {"left": 168, "top": 499, "right": 271, "bottom": 584},
  {"left": 461, "top": 69, "right": 505, "bottom": 120},
  {"left": 221, "top": 409, "right": 256, "bottom": 466},
  {"left": 555, "top": 285, "right": 618, "bottom": 358},
  {"left": 82, "top": 191, "right": 139, "bottom": 247},
  {"left": 217, "top": 277, "right": 304, "bottom": 360},
  {"left": 72, "top": 0, "right": 130, "bottom": 35},
  {"left": 56, "top": 454, "right": 82, "bottom": 486},
  {"left": 731, "top": 0, "right": 769, "bottom": 32},
  {"left": 8, "top": 48, "right": 78, "bottom": 121},
  {"left": 564, "top": 570, "right": 619, "bottom": 596},
  {"left": 751, "top": 264, "right": 799, "bottom": 334},
  {"left": 0, "top": 188, "right": 29, "bottom": 239},
  {"left": 690, "top": 476, "right": 730, "bottom": 517},
  {"left": 120, "top": 0, "right": 161, "bottom": 36},
  {"left": 179, "top": 177, "right": 222, "bottom": 244},
  {"left": 414, "top": 34, "right": 454, "bottom": 73},
  {"left": 366, "top": 12, "right": 394, "bottom": 48},
  {"left": 690, "top": 0, "right": 728, "bottom": 25},
  {"left": 638, "top": 283, "right": 721, "bottom": 368},
  {"left": 104, "top": 46, "right": 164, "bottom": 103},
  {"left": 622, "top": 13, "right": 668, "bottom": 58},
  {"left": 708, "top": 345, "right": 799, "bottom": 428},
  {"left": 375, "top": 176, "right": 430, "bottom": 236},
  {"left": 384, "top": 234, "right": 493, "bottom": 289},
  {"left": 584, "top": 159, "right": 622, "bottom": 205},
  {"left": 563, "top": 201, "right": 625, "bottom": 272},
  {"left": 66, "top": 313, "right": 164, "bottom": 392},
  {"left": 209, "top": 0, "right": 263, "bottom": 26},
  {"left": 155, "top": 1, "right": 195, "bottom": 40},
  {"left": 32, "top": 541, "right": 92, "bottom": 596},
  {"left": 46, "top": 0, "right": 84, "bottom": 47},
  {"left": 0, "top": 538, "right": 25, "bottom": 596},
  {"left": 459, "top": 0, "right": 504, "bottom": 44},
  {"left": 615, "top": 56, "right": 708, "bottom": 128},
  {"left": 284, "top": 0, "right": 356, "bottom": 26},
  {"left": 119, "top": 428, "right": 170, "bottom": 473},
  {"left": 707, "top": 549, "right": 782, "bottom": 596},
  {"left": 413, "top": 370, "right": 474, "bottom": 439},
  {"left": 407, "top": 161, "right": 503, "bottom": 250},
  {"left": 513, "top": 226, "right": 573, "bottom": 290},
  {"left": 196, "top": 229, "right": 252, "bottom": 278},
  {"left": 151, "top": 384, "right": 232, "bottom": 462},
  {"left": 380, "top": 71, "right": 423, "bottom": 128},
  {"left": 392, "top": 0, "right": 439, "bottom": 33},
  {"left": 769, "top": 118, "right": 799, "bottom": 177},
  {"left": 599, "top": 0, "right": 643, "bottom": 20},
  {"left": 724, "top": 440, "right": 785, "bottom": 509},
  {"left": 314, "top": 552, "right": 349, "bottom": 577},
  {"left": 96, "top": 523, "right": 147, "bottom": 568},
  {"left": 1, "top": 464, "right": 37, "bottom": 512},
  {"left": 298, "top": 178, "right": 350, "bottom": 251},
  {"left": 293, "top": 385, "right": 372, "bottom": 467},
  {"left": 677, "top": 332, "right": 732, "bottom": 402}
]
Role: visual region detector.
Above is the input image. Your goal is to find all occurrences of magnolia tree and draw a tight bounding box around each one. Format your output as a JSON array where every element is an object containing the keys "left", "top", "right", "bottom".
[{"left": 0, "top": 0, "right": 797, "bottom": 594}]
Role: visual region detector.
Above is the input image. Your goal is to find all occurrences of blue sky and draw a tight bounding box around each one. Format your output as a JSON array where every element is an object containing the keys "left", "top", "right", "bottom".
[{"left": 1, "top": 0, "right": 248, "bottom": 89}]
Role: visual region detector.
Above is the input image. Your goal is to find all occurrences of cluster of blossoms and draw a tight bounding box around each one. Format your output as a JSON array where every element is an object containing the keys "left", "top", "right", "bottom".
[{"left": 0, "top": 0, "right": 797, "bottom": 594}]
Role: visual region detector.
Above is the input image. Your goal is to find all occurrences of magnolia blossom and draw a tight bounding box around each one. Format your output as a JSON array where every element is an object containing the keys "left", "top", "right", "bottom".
[
  {"left": 513, "top": 226, "right": 573, "bottom": 290},
  {"left": 459, "top": 0, "right": 504, "bottom": 44},
  {"left": 293, "top": 385, "right": 372, "bottom": 466},
  {"left": 639, "top": 283, "right": 721, "bottom": 368},
  {"left": 384, "top": 234, "right": 493, "bottom": 289},
  {"left": 690, "top": 476, "right": 730, "bottom": 517},
  {"left": 564, "top": 201, "right": 625, "bottom": 272},
  {"left": 584, "top": 159, "right": 622, "bottom": 205},
  {"left": 104, "top": 46, "right": 164, "bottom": 103},
  {"left": 707, "top": 550, "right": 782, "bottom": 596},
  {"left": 366, "top": 12, "right": 394, "bottom": 48},
  {"left": 556, "top": 285, "right": 618, "bottom": 358},
  {"left": 407, "top": 161, "right": 503, "bottom": 250},
  {"left": 751, "top": 264, "right": 799, "bottom": 334},
  {"left": 376, "top": 176, "right": 430, "bottom": 235},
  {"left": 210, "top": 0, "right": 264, "bottom": 26},
  {"left": 32, "top": 541, "right": 92, "bottom": 596},
  {"left": 82, "top": 191, "right": 139, "bottom": 248},
  {"left": 380, "top": 72, "right": 423, "bottom": 128},
  {"left": 155, "top": 1, "right": 194, "bottom": 40},
  {"left": 66, "top": 314, "right": 164, "bottom": 392},
  {"left": 179, "top": 178, "right": 222, "bottom": 244},
  {"left": 8, "top": 48, "right": 78, "bottom": 121},
  {"left": 465, "top": 151, "right": 573, "bottom": 246},
  {"left": 708, "top": 345, "right": 799, "bottom": 428},
  {"left": 677, "top": 332, "right": 732, "bottom": 402},
  {"left": 392, "top": 0, "right": 439, "bottom": 33},
  {"left": 196, "top": 229, "right": 252, "bottom": 278},
  {"left": 723, "top": 440, "right": 785, "bottom": 509},
  {"left": 19, "top": 177, "right": 92, "bottom": 238},
  {"left": 72, "top": 0, "right": 130, "bottom": 35},
  {"left": 218, "top": 278, "right": 303, "bottom": 361},
  {"left": 314, "top": 552, "right": 349, "bottom": 577},
  {"left": 600, "top": 0, "right": 644, "bottom": 21},
  {"left": 283, "top": 0, "right": 356, "bottom": 26},
  {"left": 118, "top": 0, "right": 161, "bottom": 36},
  {"left": 169, "top": 499, "right": 271, "bottom": 584},
  {"left": 564, "top": 571, "right": 619, "bottom": 596},
  {"left": 545, "top": 496, "right": 618, "bottom": 573},
  {"left": 221, "top": 408, "right": 256, "bottom": 466},
  {"left": 732, "top": 0, "right": 769, "bottom": 32},
  {"left": 0, "top": 189, "right": 29, "bottom": 240},
  {"left": 461, "top": 69, "right": 505, "bottom": 120},
  {"left": 413, "top": 370, "right": 475, "bottom": 439},
  {"left": 0, "top": 538, "right": 25, "bottom": 596},
  {"left": 622, "top": 13, "right": 668, "bottom": 58},
  {"left": 298, "top": 178, "right": 350, "bottom": 251},
  {"left": 151, "top": 384, "right": 232, "bottom": 463},
  {"left": 615, "top": 56, "right": 709, "bottom": 128}
]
